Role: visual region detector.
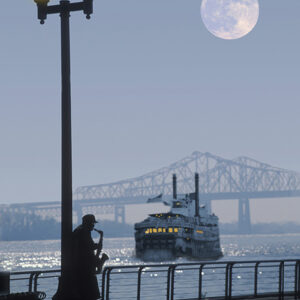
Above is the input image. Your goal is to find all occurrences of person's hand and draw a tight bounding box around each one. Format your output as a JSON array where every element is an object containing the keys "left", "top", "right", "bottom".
[
  {"left": 96, "top": 253, "right": 109, "bottom": 273},
  {"left": 102, "top": 253, "right": 109, "bottom": 261}
]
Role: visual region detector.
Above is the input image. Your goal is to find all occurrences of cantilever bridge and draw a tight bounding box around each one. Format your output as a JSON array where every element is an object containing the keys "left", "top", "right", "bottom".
[{"left": 2, "top": 151, "right": 300, "bottom": 233}]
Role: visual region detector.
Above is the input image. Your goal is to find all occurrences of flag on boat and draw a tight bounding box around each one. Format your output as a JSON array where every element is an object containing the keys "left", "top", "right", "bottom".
[{"left": 147, "top": 193, "right": 163, "bottom": 203}]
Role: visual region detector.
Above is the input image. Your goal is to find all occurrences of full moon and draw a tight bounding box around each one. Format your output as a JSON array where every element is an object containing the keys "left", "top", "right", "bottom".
[{"left": 201, "top": 0, "right": 259, "bottom": 40}]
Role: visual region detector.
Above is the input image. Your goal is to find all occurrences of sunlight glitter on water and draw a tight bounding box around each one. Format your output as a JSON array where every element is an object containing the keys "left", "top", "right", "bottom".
[
  {"left": 0, "top": 251, "right": 61, "bottom": 271},
  {"left": 1, "top": 234, "right": 300, "bottom": 272},
  {"left": 1, "top": 234, "right": 299, "bottom": 300}
]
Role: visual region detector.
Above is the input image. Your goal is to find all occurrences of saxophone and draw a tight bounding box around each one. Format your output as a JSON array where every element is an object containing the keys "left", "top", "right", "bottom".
[{"left": 94, "top": 229, "right": 109, "bottom": 273}]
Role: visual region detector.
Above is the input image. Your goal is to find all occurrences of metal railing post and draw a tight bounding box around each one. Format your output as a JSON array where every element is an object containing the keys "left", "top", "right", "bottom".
[
  {"left": 254, "top": 262, "right": 260, "bottom": 297},
  {"left": 279, "top": 261, "right": 284, "bottom": 298},
  {"left": 229, "top": 263, "right": 234, "bottom": 299},
  {"left": 106, "top": 268, "right": 112, "bottom": 300},
  {"left": 198, "top": 264, "right": 204, "bottom": 300},
  {"left": 225, "top": 263, "right": 233, "bottom": 299},
  {"left": 282, "top": 261, "right": 285, "bottom": 299},
  {"left": 28, "top": 273, "right": 34, "bottom": 292},
  {"left": 225, "top": 263, "right": 229, "bottom": 299},
  {"left": 295, "top": 261, "right": 300, "bottom": 299},
  {"left": 102, "top": 268, "right": 108, "bottom": 300},
  {"left": 170, "top": 265, "right": 176, "bottom": 300},
  {"left": 33, "top": 272, "right": 41, "bottom": 292},
  {"left": 137, "top": 267, "right": 144, "bottom": 300},
  {"left": 297, "top": 261, "right": 300, "bottom": 299},
  {"left": 167, "top": 266, "right": 172, "bottom": 300}
]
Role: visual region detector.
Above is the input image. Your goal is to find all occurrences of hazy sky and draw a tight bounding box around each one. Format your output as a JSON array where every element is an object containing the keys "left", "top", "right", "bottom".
[{"left": 0, "top": 0, "right": 300, "bottom": 224}]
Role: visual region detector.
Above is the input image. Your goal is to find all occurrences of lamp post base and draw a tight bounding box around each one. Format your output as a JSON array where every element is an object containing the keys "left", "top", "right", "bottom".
[{"left": 52, "top": 277, "right": 81, "bottom": 300}]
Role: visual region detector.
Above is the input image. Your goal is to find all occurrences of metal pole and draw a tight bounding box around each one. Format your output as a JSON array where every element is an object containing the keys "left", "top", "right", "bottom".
[
  {"left": 195, "top": 173, "right": 199, "bottom": 217},
  {"left": 34, "top": 1, "right": 93, "bottom": 298},
  {"left": 137, "top": 266, "right": 144, "bottom": 300},
  {"left": 172, "top": 174, "right": 177, "bottom": 199},
  {"left": 60, "top": 0, "right": 73, "bottom": 295}
]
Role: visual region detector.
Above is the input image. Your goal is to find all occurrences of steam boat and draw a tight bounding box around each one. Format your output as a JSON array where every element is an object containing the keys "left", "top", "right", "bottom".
[{"left": 134, "top": 173, "right": 223, "bottom": 261}]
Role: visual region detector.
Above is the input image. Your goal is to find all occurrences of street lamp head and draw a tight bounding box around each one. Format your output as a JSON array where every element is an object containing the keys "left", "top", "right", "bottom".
[
  {"left": 83, "top": 0, "right": 93, "bottom": 19},
  {"left": 34, "top": 0, "right": 49, "bottom": 4},
  {"left": 34, "top": 0, "right": 49, "bottom": 24}
]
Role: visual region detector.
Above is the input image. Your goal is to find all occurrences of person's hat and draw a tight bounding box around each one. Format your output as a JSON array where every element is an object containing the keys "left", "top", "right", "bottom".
[{"left": 82, "top": 214, "right": 98, "bottom": 224}]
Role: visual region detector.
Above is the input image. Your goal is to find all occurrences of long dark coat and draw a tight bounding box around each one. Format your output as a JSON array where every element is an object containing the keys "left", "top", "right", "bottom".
[{"left": 72, "top": 225, "right": 101, "bottom": 300}]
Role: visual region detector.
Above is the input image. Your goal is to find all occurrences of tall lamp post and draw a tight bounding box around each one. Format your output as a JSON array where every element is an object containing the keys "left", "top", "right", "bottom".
[{"left": 33, "top": 0, "right": 93, "bottom": 298}]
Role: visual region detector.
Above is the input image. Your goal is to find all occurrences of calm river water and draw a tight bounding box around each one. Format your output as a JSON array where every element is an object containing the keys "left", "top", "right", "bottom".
[{"left": 1, "top": 234, "right": 300, "bottom": 298}]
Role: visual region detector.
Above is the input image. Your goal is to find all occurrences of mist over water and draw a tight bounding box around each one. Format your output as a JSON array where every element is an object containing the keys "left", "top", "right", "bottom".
[{"left": 1, "top": 234, "right": 300, "bottom": 272}]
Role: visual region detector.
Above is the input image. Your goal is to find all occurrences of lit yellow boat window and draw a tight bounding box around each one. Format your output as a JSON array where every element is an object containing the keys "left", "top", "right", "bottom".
[
  {"left": 196, "top": 230, "right": 203, "bottom": 234},
  {"left": 158, "top": 228, "right": 162, "bottom": 233},
  {"left": 145, "top": 229, "right": 149, "bottom": 234},
  {"left": 153, "top": 228, "right": 157, "bottom": 233},
  {"left": 168, "top": 228, "right": 173, "bottom": 233},
  {"left": 163, "top": 228, "right": 166, "bottom": 232},
  {"left": 149, "top": 228, "right": 153, "bottom": 233},
  {"left": 174, "top": 227, "right": 179, "bottom": 233}
]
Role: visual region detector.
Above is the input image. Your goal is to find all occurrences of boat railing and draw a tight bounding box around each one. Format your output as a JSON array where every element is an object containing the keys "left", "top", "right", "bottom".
[{"left": 6, "top": 259, "right": 300, "bottom": 299}]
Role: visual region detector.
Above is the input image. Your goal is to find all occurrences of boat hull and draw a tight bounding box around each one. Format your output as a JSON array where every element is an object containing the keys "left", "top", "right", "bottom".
[{"left": 135, "top": 234, "right": 222, "bottom": 262}]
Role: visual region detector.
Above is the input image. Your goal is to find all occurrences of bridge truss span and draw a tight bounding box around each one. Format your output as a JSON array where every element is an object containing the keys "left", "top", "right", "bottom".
[
  {"left": 3, "top": 152, "right": 300, "bottom": 233},
  {"left": 75, "top": 151, "right": 300, "bottom": 201}
]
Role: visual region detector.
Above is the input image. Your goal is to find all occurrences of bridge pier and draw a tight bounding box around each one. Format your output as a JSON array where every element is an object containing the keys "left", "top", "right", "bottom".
[
  {"left": 73, "top": 204, "right": 82, "bottom": 225},
  {"left": 238, "top": 198, "right": 251, "bottom": 234},
  {"left": 114, "top": 205, "right": 125, "bottom": 224},
  {"left": 205, "top": 199, "right": 212, "bottom": 214}
]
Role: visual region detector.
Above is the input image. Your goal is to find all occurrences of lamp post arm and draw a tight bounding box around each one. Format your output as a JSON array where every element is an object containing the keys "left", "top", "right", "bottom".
[{"left": 35, "top": 0, "right": 93, "bottom": 24}]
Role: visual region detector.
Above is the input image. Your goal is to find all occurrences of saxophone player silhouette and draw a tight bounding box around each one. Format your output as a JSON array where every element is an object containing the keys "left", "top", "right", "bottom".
[{"left": 71, "top": 214, "right": 109, "bottom": 300}]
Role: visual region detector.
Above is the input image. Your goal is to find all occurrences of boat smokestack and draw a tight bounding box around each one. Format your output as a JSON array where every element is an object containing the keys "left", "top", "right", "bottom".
[
  {"left": 173, "top": 174, "right": 177, "bottom": 199},
  {"left": 195, "top": 173, "right": 199, "bottom": 217}
]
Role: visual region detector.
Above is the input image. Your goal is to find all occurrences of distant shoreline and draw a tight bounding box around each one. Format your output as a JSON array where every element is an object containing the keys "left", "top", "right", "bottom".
[
  {"left": 220, "top": 221, "right": 300, "bottom": 235},
  {"left": 1, "top": 220, "right": 300, "bottom": 241},
  {"left": 2, "top": 232, "right": 300, "bottom": 243}
]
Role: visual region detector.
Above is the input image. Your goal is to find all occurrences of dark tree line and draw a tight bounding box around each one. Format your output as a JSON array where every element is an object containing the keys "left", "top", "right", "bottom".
[
  {"left": 93, "top": 219, "right": 133, "bottom": 238},
  {"left": 0, "top": 211, "right": 133, "bottom": 241},
  {"left": 220, "top": 222, "right": 300, "bottom": 235},
  {"left": 0, "top": 211, "right": 60, "bottom": 241}
]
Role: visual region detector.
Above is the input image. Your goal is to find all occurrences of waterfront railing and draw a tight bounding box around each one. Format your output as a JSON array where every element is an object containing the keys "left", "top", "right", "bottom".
[{"left": 7, "top": 259, "right": 300, "bottom": 299}]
